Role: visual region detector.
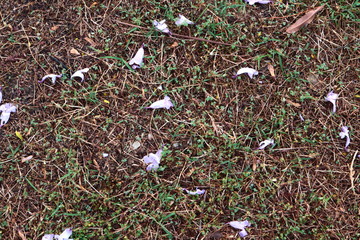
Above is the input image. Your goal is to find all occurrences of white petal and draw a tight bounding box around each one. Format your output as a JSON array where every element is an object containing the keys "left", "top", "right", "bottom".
[
  {"left": 71, "top": 68, "right": 90, "bottom": 82},
  {"left": 129, "top": 45, "right": 144, "bottom": 68},
  {"left": 258, "top": 139, "right": 274, "bottom": 150},
  {"left": 0, "top": 103, "right": 17, "bottom": 113},
  {"left": 0, "top": 112, "right": 11, "bottom": 126},
  {"left": 56, "top": 228, "right": 72, "bottom": 239},
  {"left": 246, "top": 0, "right": 271, "bottom": 4},
  {"left": 229, "top": 220, "right": 251, "bottom": 230},
  {"left": 175, "top": 15, "right": 194, "bottom": 26},
  {"left": 236, "top": 68, "right": 259, "bottom": 79},
  {"left": 238, "top": 229, "right": 248, "bottom": 237},
  {"left": 143, "top": 148, "right": 162, "bottom": 171},
  {"left": 146, "top": 96, "right": 173, "bottom": 109},
  {"left": 184, "top": 188, "right": 206, "bottom": 195},
  {"left": 42, "top": 234, "right": 55, "bottom": 240},
  {"left": 153, "top": 20, "right": 171, "bottom": 33},
  {"left": 102, "top": 153, "right": 109, "bottom": 158},
  {"left": 0, "top": 87, "right": 2, "bottom": 103},
  {"left": 40, "top": 74, "right": 62, "bottom": 84}
]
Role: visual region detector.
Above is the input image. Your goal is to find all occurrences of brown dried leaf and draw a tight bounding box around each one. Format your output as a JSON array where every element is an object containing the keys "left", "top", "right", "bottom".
[
  {"left": 170, "top": 42, "right": 179, "bottom": 48},
  {"left": 21, "top": 155, "right": 33, "bottom": 163},
  {"left": 84, "top": 37, "right": 98, "bottom": 47},
  {"left": 286, "top": 6, "right": 325, "bottom": 34},
  {"left": 267, "top": 64, "right": 276, "bottom": 77},
  {"left": 50, "top": 25, "right": 60, "bottom": 31},
  {"left": 18, "top": 229, "right": 27, "bottom": 240},
  {"left": 70, "top": 48, "right": 80, "bottom": 55},
  {"left": 285, "top": 99, "right": 301, "bottom": 108}
]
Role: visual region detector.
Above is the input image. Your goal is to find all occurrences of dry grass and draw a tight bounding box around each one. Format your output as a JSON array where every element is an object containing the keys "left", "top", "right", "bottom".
[{"left": 0, "top": 0, "right": 359, "bottom": 239}]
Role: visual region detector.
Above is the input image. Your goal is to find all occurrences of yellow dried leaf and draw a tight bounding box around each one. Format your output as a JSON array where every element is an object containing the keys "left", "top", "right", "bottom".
[
  {"left": 285, "top": 99, "right": 301, "bottom": 108},
  {"left": 15, "top": 131, "right": 24, "bottom": 141},
  {"left": 104, "top": 100, "right": 110, "bottom": 104}
]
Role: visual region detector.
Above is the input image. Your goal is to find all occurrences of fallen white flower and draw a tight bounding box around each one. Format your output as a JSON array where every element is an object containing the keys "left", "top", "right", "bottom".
[
  {"left": 153, "top": 20, "right": 171, "bottom": 34},
  {"left": 175, "top": 14, "right": 194, "bottom": 26},
  {"left": 145, "top": 96, "right": 174, "bottom": 109},
  {"left": 71, "top": 68, "right": 89, "bottom": 82},
  {"left": 143, "top": 148, "right": 163, "bottom": 171},
  {"left": 246, "top": 0, "right": 272, "bottom": 5},
  {"left": 339, "top": 126, "right": 350, "bottom": 150},
  {"left": 129, "top": 44, "right": 144, "bottom": 69},
  {"left": 183, "top": 188, "right": 206, "bottom": 195},
  {"left": 103, "top": 153, "right": 109, "bottom": 158},
  {"left": 229, "top": 220, "right": 251, "bottom": 238},
  {"left": 325, "top": 91, "right": 339, "bottom": 113},
  {"left": 0, "top": 87, "right": 2, "bottom": 103},
  {"left": 42, "top": 234, "right": 55, "bottom": 240},
  {"left": 0, "top": 103, "right": 17, "bottom": 127},
  {"left": 39, "top": 74, "right": 62, "bottom": 84},
  {"left": 234, "top": 67, "right": 258, "bottom": 79},
  {"left": 55, "top": 228, "right": 73, "bottom": 240},
  {"left": 258, "top": 139, "right": 274, "bottom": 150}
]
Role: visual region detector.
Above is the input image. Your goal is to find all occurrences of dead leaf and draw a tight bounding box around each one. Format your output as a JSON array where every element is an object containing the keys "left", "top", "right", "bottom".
[
  {"left": 285, "top": 99, "right": 301, "bottom": 108},
  {"left": 286, "top": 6, "right": 325, "bottom": 34},
  {"left": 18, "top": 229, "right": 27, "bottom": 240},
  {"left": 84, "top": 37, "right": 98, "bottom": 47},
  {"left": 170, "top": 42, "right": 179, "bottom": 48},
  {"left": 267, "top": 64, "right": 276, "bottom": 77},
  {"left": 21, "top": 155, "right": 33, "bottom": 162},
  {"left": 70, "top": 48, "right": 80, "bottom": 55}
]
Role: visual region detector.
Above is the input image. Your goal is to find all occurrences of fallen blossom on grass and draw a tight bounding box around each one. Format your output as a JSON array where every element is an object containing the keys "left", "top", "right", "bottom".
[
  {"left": 71, "top": 68, "right": 90, "bottom": 82},
  {"left": 245, "top": 0, "right": 271, "bottom": 5},
  {"left": 229, "top": 220, "right": 251, "bottom": 238},
  {"left": 183, "top": 188, "right": 206, "bottom": 195},
  {"left": 175, "top": 14, "right": 194, "bottom": 26},
  {"left": 234, "top": 68, "right": 258, "bottom": 79},
  {"left": 0, "top": 103, "right": 17, "bottom": 127},
  {"left": 325, "top": 91, "right": 339, "bottom": 113},
  {"left": 339, "top": 126, "right": 350, "bottom": 151},
  {"left": 42, "top": 234, "right": 55, "bottom": 240},
  {"left": 129, "top": 44, "right": 144, "bottom": 69},
  {"left": 258, "top": 139, "right": 274, "bottom": 150},
  {"left": 143, "top": 148, "right": 163, "bottom": 171},
  {"left": 0, "top": 87, "right": 2, "bottom": 103},
  {"left": 39, "top": 74, "right": 62, "bottom": 84},
  {"left": 153, "top": 20, "right": 171, "bottom": 34},
  {"left": 42, "top": 228, "right": 73, "bottom": 240},
  {"left": 145, "top": 96, "right": 173, "bottom": 109}
]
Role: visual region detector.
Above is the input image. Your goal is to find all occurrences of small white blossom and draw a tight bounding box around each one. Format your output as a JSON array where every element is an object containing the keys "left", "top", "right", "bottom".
[
  {"left": 339, "top": 126, "right": 350, "bottom": 150},
  {"left": 246, "top": 0, "right": 272, "bottom": 5},
  {"left": 103, "top": 153, "right": 109, "bottom": 158},
  {"left": 42, "top": 234, "right": 55, "bottom": 240},
  {"left": 39, "top": 74, "right": 62, "bottom": 84},
  {"left": 71, "top": 68, "right": 90, "bottom": 82},
  {"left": 229, "top": 220, "right": 251, "bottom": 238},
  {"left": 325, "top": 91, "right": 339, "bottom": 113},
  {"left": 153, "top": 20, "right": 171, "bottom": 34},
  {"left": 258, "top": 139, "right": 274, "bottom": 150},
  {"left": 0, "top": 87, "right": 2, "bottom": 103},
  {"left": 42, "top": 228, "right": 73, "bottom": 240},
  {"left": 129, "top": 44, "right": 145, "bottom": 69},
  {"left": 143, "top": 148, "right": 163, "bottom": 171},
  {"left": 175, "top": 15, "right": 194, "bottom": 26},
  {"left": 183, "top": 188, "right": 206, "bottom": 195},
  {"left": 0, "top": 103, "right": 17, "bottom": 127},
  {"left": 234, "top": 68, "right": 259, "bottom": 79},
  {"left": 145, "top": 96, "right": 174, "bottom": 109}
]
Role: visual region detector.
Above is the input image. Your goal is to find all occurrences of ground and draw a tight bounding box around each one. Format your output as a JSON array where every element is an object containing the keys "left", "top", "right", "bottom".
[{"left": 0, "top": 0, "right": 359, "bottom": 239}]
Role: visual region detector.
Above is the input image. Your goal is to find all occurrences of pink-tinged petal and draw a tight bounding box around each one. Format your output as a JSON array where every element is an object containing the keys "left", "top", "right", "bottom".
[
  {"left": 183, "top": 188, "right": 206, "bottom": 195},
  {"left": 71, "top": 68, "right": 90, "bottom": 82},
  {"left": 235, "top": 68, "right": 258, "bottom": 79},
  {"left": 175, "top": 15, "right": 194, "bottom": 26},
  {"left": 143, "top": 148, "right": 163, "bottom": 171},
  {"left": 257, "top": 139, "right": 274, "bottom": 150},
  {"left": 153, "top": 20, "right": 172, "bottom": 34},
  {"left": 39, "top": 74, "right": 62, "bottom": 84},
  {"left": 229, "top": 220, "right": 251, "bottom": 230},
  {"left": 129, "top": 44, "right": 145, "bottom": 69},
  {"left": 146, "top": 96, "right": 174, "bottom": 109},
  {"left": 339, "top": 126, "right": 350, "bottom": 150},
  {"left": 325, "top": 91, "right": 339, "bottom": 113},
  {"left": 146, "top": 163, "right": 159, "bottom": 171},
  {"left": 42, "top": 234, "right": 55, "bottom": 240},
  {"left": 246, "top": 0, "right": 271, "bottom": 5}
]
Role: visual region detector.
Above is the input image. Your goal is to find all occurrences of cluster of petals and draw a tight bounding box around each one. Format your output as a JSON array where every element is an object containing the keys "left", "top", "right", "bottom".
[
  {"left": 153, "top": 20, "right": 171, "bottom": 34},
  {"left": 228, "top": 220, "right": 251, "bottom": 237},
  {"left": 42, "top": 228, "right": 73, "bottom": 240},
  {"left": 145, "top": 96, "right": 173, "bottom": 109},
  {"left": 339, "top": 126, "right": 350, "bottom": 151},
  {"left": 143, "top": 148, "right": 163, "bottom": 171},
  {"left": 183, "top": 188, "right": 206, "bottom": 195}
]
